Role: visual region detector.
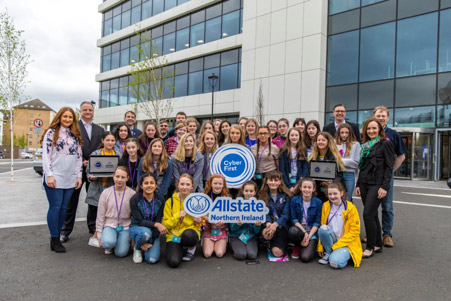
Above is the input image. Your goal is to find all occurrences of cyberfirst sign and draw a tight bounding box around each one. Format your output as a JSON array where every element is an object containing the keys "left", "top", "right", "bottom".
[
  {"left": 184, "top": 193, "right": 268, "bottom": 223},
  {"left": 210, "top": 144, "right": 256, "bottom": 188}
]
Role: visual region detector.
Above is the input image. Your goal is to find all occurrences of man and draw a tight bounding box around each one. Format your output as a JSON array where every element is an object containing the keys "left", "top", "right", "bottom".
[
  {"left": 373, "top": 106, "right": 407, "bottom": 248},
  {"left": 60, "top": 101, "right": 105, "bottom": 242},
  {"left": 168, "top": 111, "right": 187, "bottom": 138},
  {"left": 323, "top": 104, "right": 361, "bottom": 143},
  {"left": 159, "top": 119, "right": 170, "bottom": 143},
  {"left": 124, "top": 111, "right": 142, "bottom": 138}
]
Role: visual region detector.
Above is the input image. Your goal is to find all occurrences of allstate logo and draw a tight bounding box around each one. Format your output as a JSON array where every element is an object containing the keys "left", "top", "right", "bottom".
[
  {"left": 210, "top": 144, "right": 256, "bottom": 188},
  {"left": 184, "top": 193, "right": 212, "bottom": 218},
  {"left": 314, "top": 166, "right": 321, "bottom": 173},
  {"left": 95, "top": 161, "right": 102, "bottom": 168}
]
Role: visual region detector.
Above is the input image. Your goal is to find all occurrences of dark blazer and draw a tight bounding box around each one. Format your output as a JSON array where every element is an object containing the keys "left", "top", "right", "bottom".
[
  {"left": 78, "top": 120, "right": 105, "bottom": 161},
  {"left": 278, "top": 151, "right": 309, "bottom": 188},
  {"left": 323, "top": 121, "right": 361, "bottom": 143},
  {"left": 131, "top": 127, "right": 142, "bottom": 139}
]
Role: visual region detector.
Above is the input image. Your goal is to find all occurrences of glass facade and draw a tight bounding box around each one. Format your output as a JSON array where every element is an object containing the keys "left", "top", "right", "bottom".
[
  {"left": 101, "top": 0, "right": 243, "bottom": 72},
  {"left": 327, "top": 2, "right": 451, "bottom": 129},
  {"left": 99, "top": 48, "right": 241, "bottom": 108}
]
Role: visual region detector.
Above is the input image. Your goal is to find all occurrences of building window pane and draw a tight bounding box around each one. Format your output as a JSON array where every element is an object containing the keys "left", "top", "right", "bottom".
[
  {"left": 177, "top": 16, "right": 190, "bottom": 30},
  {"left": 113, "top": 15, "right": 121, "bottom": 32},
  {"left": 220, "top": 64, "right": 238, "bottom": 90},
  {"left": 359, "top": 80, "right": 394, "bottom": 109},
  {"left": 153, "top": 37, "right": 163, "bottom": 55},
  {"left": 130, "top": 45, "right": 139, "bottom": 63},
  {"left": 203, "top": 67, "right": 220, "bottom": 93},
  {"left": 361, "top": 0, "right": 396, "bottom": 28},
  {"left": 398, "top": 0, "right": 439, "bottom": 20},
  {"left": 104, "top": 19, "right": 113, "bottom": 36},
  {"left": 206, "top": 3, "right": 222, "bottom": 20},
  {"left": 325, "top": 84, "right": 357, "bottom": 111},
  {"left": 191, "top": 10, "right": 206, "bottom": 25},
  {"left": 178, "top": 0, "right": 189, "bottom": 4},
  {"left": 176, "top": 28, "right": 190, "bottom": 51},
  {"left": 439, "top": 9, "right": 451, "bottom": 73},
  {"left": 443, "top": 0, "right": 451, "bottom": 9},
  {"left": 111, "top": 52, "right": 120, "bottom": 69},
  {"left": 119, "top": 87, "right": 128, "bottom": 105},
  {"left": 189, "top": 58, "right": 203, "bottom": 72},
  {"left": 362, "top": 0, "right": 384, "bottom": 5},
  {"left": 358, "top": 109, "right": 393, "bottom": 128},
  {"left": 223, "top": 0, "right": 241, "bottom": 14},
  {"left": 165, "top": 0, "right": 177, "bottom": 10},
  {"left": 396, "top": 13, "right": 438, "bottom": 77},
  {"left": 329, "top": 0, "right": 360, "bottom": 15},
  {"left": 191, "top": 23, "right": 205, "bottom": 47},
  {"left": 131, "top": 6, "right": 141, "bottom": 24},
  {"left": 395, "top": 106, "right": 435, "bottom": 128},
  {"left": 175, "top": 74, "right": 188, "bottom": 97},
  {"left": 102, "top": 54, "right": 111, "bottom": 72},
  {"left": 360, "top": 22, "right": 395, "bottom": 82},
  {"left": 120, "top": 49, "right": 130, "bottom": 67},
  {"left": 153, "top": 0, "right": 164, "bottom": 15},
  {"left": 205, "top": 17, "right": 221, "bottom": 43},
  {"left": 122, "top": 10, "right": 131, "bottom": 28},
  {"left": 163, "top": 32, "right": 176, "bottom": 55},
  {"left": 101, "top": 91, "right": 110, "bottom": 108},
  {"left": 189, "top": 71, "right": 203, "bottom": 95},
  {"left": 222, "top": 11, "right": 239, "bottom": 38},
  {"left": 438, "top": 72, "right": 451, "bottom": 105},
  {"left": 205, "top": 54, "right": 220, "bottom": 69},
  {"left": 327, "top": 30, "right": 359, "bottom": 86},
  {"left": 396, "top": 75, "right": 436, "bottom": 107},
  {"left": 328, "top": 9, "right": 360, "bottom": 35},
  {"left": 110, "top": 89, "right": 119, "bottom": 107},
  {"left": 175, "top": 61, "right": 188, "bottom": 75},
  {"left": 142, "top": 1, "right": 152, "bottom": 19},
  {"left": 437, "top": 105, "right": 451, "bottom": 127}
]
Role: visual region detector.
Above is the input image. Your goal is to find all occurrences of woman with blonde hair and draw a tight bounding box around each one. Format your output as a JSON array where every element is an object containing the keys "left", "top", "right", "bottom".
[
  {"left": 245, "top": 118, "right": 259, "bottom": 147},
  {"left": 198, "top": 130, "right": 218, "bottom": 186}
]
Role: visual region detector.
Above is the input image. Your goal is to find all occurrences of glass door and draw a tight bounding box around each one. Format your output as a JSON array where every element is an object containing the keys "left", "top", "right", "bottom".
[
  {"left": 440, "top": 131, "right": 451, "bottom": 180},
  {"left": 412, "top": 132, "right": 431, "bottom": 180},
  {"left": 395, "top": 133, "right": 412, "bottom": 179}
]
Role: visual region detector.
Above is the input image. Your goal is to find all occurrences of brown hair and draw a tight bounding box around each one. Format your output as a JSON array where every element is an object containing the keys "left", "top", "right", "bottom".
[
  {"left": 114, "top": 166, "right": 129, "bottom": 177},
  {"left": 309, "top": 132, "right": 345, "bottom": 171},
  {"left": 258, "top": 171, "right": 292, "bottom": 204},
  {"left": 304, "top": 120, "right": 321, "bottom": 149},
  {"left": 225, "top": 124, "right": 246, "bottom": 146},
  {"left": 237, "top": 180, "right": 258, "bottom": 198},
  {"left": 175, "top": 173, "right": 194, "bottom": 191},
  {"left": 334, "top": 123, "right": 358, "bottom": 157},
  {"left": 141, "top": 138, "right": 169, "bottom": 173},
  {"left": 121, "top": 138, "right": 144, "bottom": 159},
  {"left": 279, "top": 128, "right": 307, "bottom": 160},
  {"left": 41, "top": 107, "right": 83, "bottom": 146},
  {"left": 138, "top": 121, "right": 160, "bottom": 147},
  {"left": 361, "top": 117, "right": 386, "bottom": 143},
  {"left": 293, "top": 177, "right": 317, "bottom": 196},
  {"left": 373, "top": 105, "right": 390, "bottom": 117}
]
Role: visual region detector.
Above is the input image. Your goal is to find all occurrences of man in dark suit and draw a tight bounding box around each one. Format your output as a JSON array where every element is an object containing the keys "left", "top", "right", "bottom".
[
  {"left": 323, "top": 104, "right": 361, "bottom": 142},
  {"left": 124, "top": 111, "right": 142, "bottom": 138},
  {"left": 60, "top": 101, "right": 105, "bottom": 242}
]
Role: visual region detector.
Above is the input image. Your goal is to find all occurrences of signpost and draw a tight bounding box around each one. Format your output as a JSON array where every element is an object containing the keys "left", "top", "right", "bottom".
[{"left": 33, "top": 118, "right": 44, "bottom": 151}]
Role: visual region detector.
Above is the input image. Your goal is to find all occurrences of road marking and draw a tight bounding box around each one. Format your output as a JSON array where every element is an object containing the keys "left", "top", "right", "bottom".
[
  {"left": 0, "top": 217, "right": 87, "bottom": 229},
  {"left": 0, "top": 167, "right": 33, "bottom": 175},
  {"left": 402, "top": 192, "right": 451, "bottom": 198},
  {"left": 353, "top": 197, "right": 451, "bottom": 209},
  {"left": 395, "top": 185, "right": 449, "bottom": 191}
]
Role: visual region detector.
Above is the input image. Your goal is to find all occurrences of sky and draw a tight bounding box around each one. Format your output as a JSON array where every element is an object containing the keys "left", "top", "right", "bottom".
[{"left": 2, "top": 0, "right": 102, "bottom": 112}]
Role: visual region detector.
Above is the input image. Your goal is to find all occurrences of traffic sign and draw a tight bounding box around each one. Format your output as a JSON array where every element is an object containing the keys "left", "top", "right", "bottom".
[
  {"left": 33, "top": 118, "right": 43, "bottom": 128},
  {"left": 33, "top": 128, "right": 43, "bottom": 134}
]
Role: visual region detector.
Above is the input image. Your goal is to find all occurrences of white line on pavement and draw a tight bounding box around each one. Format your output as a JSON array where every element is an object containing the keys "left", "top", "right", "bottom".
[
  {"left": 0, "top": 167, "right": 33, "bottom": 175},
  {"left": 394, "top": 185, "right": 449, "bottom": 191},
  {"left": 353, "top": 196, "right": 451, "bottom": 209},
  {"left": 402, "top": 192, "right": 451, "bottom": 198},
  {"left": 0, "top": 217, "right": 87, "bottom": 229}
]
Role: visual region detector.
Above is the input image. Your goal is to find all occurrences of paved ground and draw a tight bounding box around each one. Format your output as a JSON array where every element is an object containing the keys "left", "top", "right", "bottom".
[
  {"left": 1, "top": 169, "right": 450, "bottom": 300},
  {"left": 0, "top": 159, "right": 34, "bottom": 174}
]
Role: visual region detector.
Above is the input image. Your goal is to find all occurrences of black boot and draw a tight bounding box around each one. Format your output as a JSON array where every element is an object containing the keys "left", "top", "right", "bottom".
[{"left": 50, "top": 237, "right": 66, "bottom": 253}]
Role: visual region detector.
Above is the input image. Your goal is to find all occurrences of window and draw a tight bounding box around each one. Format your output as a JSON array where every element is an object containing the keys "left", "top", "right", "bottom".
[
  {"left": 395, "top": 75, "right": 436, "bottom": 107},
  {"left": 205, "top": 17, "right": 221, "bottom": 43},
  {"left": 190, "top": 23, "right": 205, "bottom": 47},
  {"left": 131, "top": 5, "right": 141, "bottom": 25},
  {"left": 325, "top": 84, "right": 358, "bottom": 111},
  {"left": 439, "top": 9, "right": 451, "bottom": 73},
  {"left": 220, "top": 64, "right": 238, "bottom": 90},
  {"left": 153, "top": 0, "right": 164, "bottom": 15},
  {"left": 203, "top": 67, "right": 220, "bottom": 93},
  {"left": 397, "top": 0, "right": 438, "bottom": 19},
  {"left": 361, "top": 0, "right": 396, "bottom": 30},
  {"left": 176, "top": 28, "right": 190, "bottom": 51},
  {"left": 438, "top": 72, "right": 451, "bottom": 104},
  {"left": 359, "top": 80, "right": 394, "bottom": 109},
  {"left": 394, "top": 106, "right": 435, "bottom": 128},
  {"left": 163, "top": 33, "right": 176, "bottom": 54},
  {"left": 189, "top": 71, "right": 203, "bottom": 95},
  {"left": 122, "top": 10, "right": 131, "bottom": 28},
  {"left": 328, "top": 9, "right": 360, "bottom": 35},
  {"left": 437, "top": 105, "right": 451, "bottom": 127},
  {"left": 222, "top": 10, "right": 240, "bottom": 38},
  {"left": 165, "top": 0, "right": 177, "bottom": 10},
  {"left": 142, "top": 1, "right": 152, "bottom": 19},
  {"left": 327, "top": 30, "right": 359, "bottom": 86},
  {"left": 329, "top": 0, "right": 360, "bottom": 15}
]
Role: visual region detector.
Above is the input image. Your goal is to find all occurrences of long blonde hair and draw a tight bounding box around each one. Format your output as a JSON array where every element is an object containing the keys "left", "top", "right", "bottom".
[
  {"left": 309, "top": 132, "right": 345, "bottom": 171},
  {"left": 141, "top": 138, "right": 169, "bottom": 173},
  {"left": 197, "top": 130, "right": 218, "bottom": 154},
  {"left": 225, "top": 124, "right": 246, "bottom": 146},
  {"left": 174, "top": 133, "right": 198, "bottom": 162}
]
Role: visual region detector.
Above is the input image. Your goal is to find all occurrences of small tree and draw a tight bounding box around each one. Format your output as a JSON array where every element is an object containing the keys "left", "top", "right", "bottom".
[
  {"left": 255, "top": 80, "right": 265, "bottom": 126},
  {"left": 127, "top": 31, "right": 176, "bottom": 124},
  {"left": 0, "top": 11, "right": 31, "bottom": 181}
]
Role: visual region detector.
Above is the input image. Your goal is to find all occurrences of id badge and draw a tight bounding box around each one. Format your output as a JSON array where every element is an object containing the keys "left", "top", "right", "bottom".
[
  {"left": 211, "top": 229, "right": 221, "bottom": 236},
  {"left": 239, "top": 232, "right": 250, "bottom": 243},
  {"left": 310, "top": 235, "right": 317, "bottom": 240},
  {"left": 116, "top": 226, "right": 123, "bottom": 232},
  {"left": 172, "top": 236, "right": 181, "bottom": 243},
  {"left": 290, "top": 176, "right": 297, "bottom": 184},
  {"left": 255, "top": 173, "right": 262, "bottom": 180}
]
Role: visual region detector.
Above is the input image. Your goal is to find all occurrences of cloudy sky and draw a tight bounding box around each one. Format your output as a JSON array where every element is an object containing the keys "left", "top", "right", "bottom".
[{"left": 2, "top": 0, "right": 102, "bottom": 112}]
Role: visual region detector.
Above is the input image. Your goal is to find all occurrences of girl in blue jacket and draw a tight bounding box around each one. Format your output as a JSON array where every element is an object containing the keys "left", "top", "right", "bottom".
[
  {"left": 259, "top": 171, "right": 292, "bottom": 258},
  {"left": 288, "top": 178, "right": 322, "bottom": 262}
]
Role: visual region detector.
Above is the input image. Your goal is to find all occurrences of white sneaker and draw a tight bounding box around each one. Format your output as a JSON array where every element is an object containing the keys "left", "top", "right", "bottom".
[
  {"left": 133, "top": 248, "right": 143, "bottom": 263},
  {"left": 88, "top": 237, "right": 100, "bottom": 248},
  {"left": 318, "top": 253, "right": 330, "bottom": 265},
  {"left": 104, "top": 248, "right": 113, "bottom": 255}
]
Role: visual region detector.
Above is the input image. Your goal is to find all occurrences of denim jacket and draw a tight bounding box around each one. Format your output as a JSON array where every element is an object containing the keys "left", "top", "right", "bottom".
[
  {"left": 265, "top": 192, "right": 291, "bottom": 230},
  {"left": 290, "top": 195, "right": 322, "bottom": 228},
  {"left": 137, "top": 158, "right": 173, "bottom": 198},
  {"left": 130, "top": 193, "right": 164, "bottom": 244},
  {"left": 279, "top": 151, "right": 309, "bottom": 188}
]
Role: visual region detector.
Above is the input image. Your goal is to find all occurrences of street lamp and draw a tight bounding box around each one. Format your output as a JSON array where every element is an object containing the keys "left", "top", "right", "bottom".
[{"left": 208, "top": 73, "right": 219, "bottom": 121}]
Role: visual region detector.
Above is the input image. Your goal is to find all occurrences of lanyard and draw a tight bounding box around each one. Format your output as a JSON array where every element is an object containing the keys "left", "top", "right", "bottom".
[
  {"left": 146, "top": 137, "right": 151, "bottom": 150},
  {"left": 179, "top": 160, "right": 196, "bottom": 174},
  {"left": 257, "top": 144, "right": 269, "bottom": 168},
  {"left": 119, "top": 139, "right": 125, "bottom": 151},
  {"left": 128, "top": 158, "right": 137, "bottom": 186},
  {"left": 101, "top": 148, "right": 115, "bottom": 156},
  {"left": 204, "top": 153, "right": 210, "bottom": 178},
  {"left": 142, "top": 194, "right": 155, "bottom": 221},
  {"left": 327, "top": 201, "right": 343, "bottom": 225},
  {"left": 113, "top": 186, "right": 126, "bottom": 225},
  {"left": 152, "top": 161, "right": 158, "bottom": 176}
]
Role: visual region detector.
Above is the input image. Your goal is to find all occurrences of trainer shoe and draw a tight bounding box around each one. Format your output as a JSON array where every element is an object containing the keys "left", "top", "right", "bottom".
[
  {"left": 182, "top": 252, "right": 195, "bottom": 262},
  {"left": 133, "top": 249, "right": 143, "bottom": 263},
  {"left": 88, "top": 237, "right": 100, "bottom": 248},
  {"left": 383, "top": 235, "right": 394, "bottom": 247},
  {"left": 291, "top": 246, "right": 300, "bottom": 259},
  {"left": 104, "top": 248, "right": 113, "bottom": 255},
  {"left": 318, "top": 253, "right": 330, "bottom": 265}
]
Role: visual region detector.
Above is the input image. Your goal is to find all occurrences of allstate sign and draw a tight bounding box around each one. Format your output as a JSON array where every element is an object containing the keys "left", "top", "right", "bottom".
[
  {"left": 210, "top": 144, "right": 256, "bottom": 188},
  {"left": 184, "top": 193, "right": 268, "bottom": 223}
]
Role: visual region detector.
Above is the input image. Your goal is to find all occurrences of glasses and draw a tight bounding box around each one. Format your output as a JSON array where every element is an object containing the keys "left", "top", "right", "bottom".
[
  {"left": 258, "top": 132, "right": 270, "bottom": 135},
  {"left": 334, "top": 110, "right": 346, "bottom": 113}
]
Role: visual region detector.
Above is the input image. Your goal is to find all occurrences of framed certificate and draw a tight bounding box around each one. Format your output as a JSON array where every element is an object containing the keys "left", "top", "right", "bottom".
[
  {"left": 309, "top": 160, "right": 337, "bottom": 181},
  {"left": 88, "top": 155, "right": 119, "bottom": 177}
]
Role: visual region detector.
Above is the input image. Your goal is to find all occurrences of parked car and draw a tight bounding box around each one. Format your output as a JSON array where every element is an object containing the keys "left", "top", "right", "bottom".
[
  {"left": 0, "top": 151, "right": 5, "bottom": 159},
  {"left": 21, "top": 151, "right": 33, "bottom": 159},
  {"left": 33, "top": 149, "right": 43, "bottom": 176}
]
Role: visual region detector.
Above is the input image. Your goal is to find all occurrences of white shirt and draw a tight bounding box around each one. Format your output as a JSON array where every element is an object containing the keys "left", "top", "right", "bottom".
[
  {"left": 334, "top": 120, "right": 346, "bottom": 131},
  {"left": 81, "top": 119, "right": 92, "bottom": 140},
  {"left": 328, "top": 203, "right": 345, "bottom": 239}
]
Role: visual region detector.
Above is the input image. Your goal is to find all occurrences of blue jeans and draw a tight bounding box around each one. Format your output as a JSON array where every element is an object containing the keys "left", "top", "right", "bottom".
[
  {"left": 129, "top": 226, "right": 161, "bottom": 264},
  {"left": 381, "top": 171, "right": 394, "bottom": 237},
  {"left": 343, "top": 172, "right": 355, "bottom": 202},
  {"left": 101, "top": 227, "right": 130, "bottom": 257},
  {"left": 318, "top": 226, "right": 351, "bottom": 269},
  {"left": 43, "top": 182, "right": 74, "bottom": 237}
]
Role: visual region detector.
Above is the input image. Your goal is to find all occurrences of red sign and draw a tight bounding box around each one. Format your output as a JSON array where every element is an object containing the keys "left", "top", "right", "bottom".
[{"left": 33, "top": 118, "right": 43, "bottom": 128}]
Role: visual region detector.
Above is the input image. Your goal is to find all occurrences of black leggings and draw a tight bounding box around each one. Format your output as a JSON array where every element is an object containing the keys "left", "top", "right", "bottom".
[
  {"left": 165, "top": 229, "right": 199, "bottom": 268},
  {"left": 288, "top": 226, "right": 318, "bottom": 262},
  {"left": 360, "top": 184, "right": 383, "bottom": 250},
  {"left": 263, "top": 225, "right": 288, "bottom": 253}
]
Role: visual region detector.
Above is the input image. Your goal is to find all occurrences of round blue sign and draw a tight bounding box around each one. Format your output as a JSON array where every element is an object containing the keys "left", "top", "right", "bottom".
[
  {"left": 314, "top": 167, "right": 320, "bottom": 173},
  {"left": 95, "top": 161, "right": 102, "bottom": 168},
  {"left": 184, "top": 193, "right": 212, "bottom": 218}
]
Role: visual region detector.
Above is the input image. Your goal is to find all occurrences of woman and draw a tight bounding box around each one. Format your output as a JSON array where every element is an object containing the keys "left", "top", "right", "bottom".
[
  {"left": 272, "top": 118, "right": 289, "bottom": 148},
  {"left": 164, "top": 122, "right": 187, "bottom": 156},
  {"left": 305, "top": 120, "right": 321, "bottom": 157},
  {"left": 356, "top": 118, "right": 394, "bottom": 258},
  {"left": 250, "top": 126, "right": 279, "bottom": 187},
  {"left": 267, "top": 120, "right": 278, "bottom": 140},
  {"left": 113, "top": 123, "right": 132, "bottom": 157},
  {"left": 198, "top": 130, "right": 218, "bottom": 186},
  {"left": 217, "top": 120, "right": 231, "bottom": 147},
  {"left": 42, "top": 107, "right": 83, "bottom": 253},
  {"left": 186, "top": 117, "right": 199, "bottom": 139},
  {"left": 138, "top": 121, "right": 160, "bottom": 154},
  {"left": 214, "top": 119, "right": 222, "bottom": 137},
  {"left": 308, "top": 132, "right": 345, "bottom": 202},
  {"left": 225, "top": 124, "right": 247, "bottom": 147},
  {"left": 197, "top": 120, "right": 214, "bottom": 144},
  {"left": 245, "top": 118, "right": 259, "bottom": 147},
  {"left": 118, "top": 138, "right": 143, "bottom": 190},
  {"left": 279, "top": 128, "right": 309, "bottom": 193},
  {"left": 335, "top": 123, "right": 361, "bottom": 202},
  {"left": 238, "top": 117, "right": 248, "bottom": 131},
  {"left": 293, "top": 118, "right": 307, "bottom": 138}
]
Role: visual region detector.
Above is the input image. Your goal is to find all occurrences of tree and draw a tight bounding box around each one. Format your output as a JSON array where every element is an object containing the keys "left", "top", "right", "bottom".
[
  {"left": 14, "top": 134, "right": 26, "bottom": 149},
  {"left": 255, "top": 80, "right": 265, "bottom": 126},
  {"left": 127, "top": 30, "right": 176, "bottom": 124},
  {"left": 0, "top": 10, "right": 31, "bottom": 181}
]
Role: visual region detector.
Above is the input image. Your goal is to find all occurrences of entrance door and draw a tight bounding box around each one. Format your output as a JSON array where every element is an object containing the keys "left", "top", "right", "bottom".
[
  {"left": 412, "top": 132, "right": 431, "bottom": 180},
  {"left": 439, "top": 131, "right": 451, "bottom": 180},
  {"left": 395, "top": 134, "right": 412, "bottom": 179}
]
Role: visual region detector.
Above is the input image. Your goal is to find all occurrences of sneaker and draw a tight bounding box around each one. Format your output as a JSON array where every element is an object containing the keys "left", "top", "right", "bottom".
[
  {"left": 133, "top": 249, "right": 143, "bottom": 263},
  {"left": 88, "top": 237, "right": 100, "bottom": 248},
  {"left": 383, "top": 235, "right": 394, "bottom": 247},
  {"left": 291, "top": 246, "right": 300, "bottom": 259},
  {"left": 318, "top": 253, "right": 330, "bottom": 265},
  {"left": 182, "top": 252, "right": 195, "bottom": 262},
  {"left": 104, "top": 248, "right": 113, "bottom": 255}
]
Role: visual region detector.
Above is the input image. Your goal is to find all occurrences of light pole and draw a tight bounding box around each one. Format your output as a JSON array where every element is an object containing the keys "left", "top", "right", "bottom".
[{"left": 208, "top": 73, "right": 219, "bottom": 121}]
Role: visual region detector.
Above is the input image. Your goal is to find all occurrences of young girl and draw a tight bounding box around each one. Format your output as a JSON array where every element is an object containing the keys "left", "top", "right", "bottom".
[
  {"left": 197, "top": 120, "right": 214, "bottom": 145},
  {"left": 186, "top": 117, "right": 199, "bottom": 139},
  {"left": 114, "top": 123, "right": 132, "bottom": 157},
  {"left": 279, "top": 128, "right": 309, "bottom": 193},
  {"left": 214, "top": 119, "right": 222, "bottom": 137},
  {"left": 218, "top": 120, "right": 231, "bottom": 147},
  {"left": 202, "top": 175, "right": 230, "bottom": 258},
  {"left": 171, "top": 133, "right": 204, "bottom": 192},
  {"left": 309, "top": 132, "right": 345, "bottom": 203},
  {"left": 266, "top": 120, "right": 278, "bottom": 140},
  {"left": 335, "top": 123, "right": 361, "bottom": 202},
  {"left": 293, "top": 118, "right": 307, "bottom": 136},
  {"left": 138, "top": 121, "right": 160, "bottom": 154},
  {"left": 288, "top": 178, "right": 322, "bottom": 262},
  {"left": 129, "top": 173, "right": 168, "bottom": 264},
  {"left": 119, "top": 138, "right": 143, "bottom": 190},
  {"left": 317, "top": 182, "right": 362, "bottom": 269},
  {"left": 225, "top": 125, "right": 247, "bottom": 198},
  {"left": 164, "top": 122, "right": 187, "bottom": 156},
  {"left": 272, "top": 118, "right": 289, "bottom": 149},
  {"left": 96, "top": 166, "right": 135, "bottom": 257},
  {"left": 197, "top": 130, "right": 218, "bottom": 187},
  {"left": 229, "top": 181, "right": 262, "bottom": 261},
  {"left": 238, "top": 117, "right": 248, "bottom": 131},
  {"left": 251, "top": 126, "right": 279, "bottom": 187},
  {"left": 138, "top": 138, "right": 173, "bottom": 199},
  {"left": 259, "top": 171, "right": 291, "bottom": 258},
  {"left": 163, "top": 174, "right": 203, "bottom": 268},
  {"left": 245, "top": 118, "right": 259, "bottom": 147},
  {"left": 305, "top": 120, "right": 321, "bottom": 157},
  {"left": 86, "top": 131, "right": 117, "bottom": 240}
]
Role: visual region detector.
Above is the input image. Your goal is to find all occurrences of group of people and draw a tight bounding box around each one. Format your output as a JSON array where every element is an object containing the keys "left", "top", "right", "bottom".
[{"left": 41, "top": 101, "right": 406, "bottom": 269}]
